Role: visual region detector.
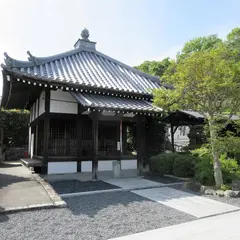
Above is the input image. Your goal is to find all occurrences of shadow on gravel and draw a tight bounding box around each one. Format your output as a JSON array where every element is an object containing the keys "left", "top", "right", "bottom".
[
  {"left": 0, "top": 207, "right": 9, "bottom": 223},
  {"left": 65, "top": 191, "right": 150, "bottom": 218},
  {"left": 49, "top": 180, "right": 120, "bottom": 194},
  {"left": 143, "top": 172, "right": 185, "bottom": 184}
]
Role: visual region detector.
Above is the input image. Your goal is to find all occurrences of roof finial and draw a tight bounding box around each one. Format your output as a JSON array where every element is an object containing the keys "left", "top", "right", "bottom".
[
  {"left": 81, "top": 28, "right": 90, "bottom": 41},
  {"left": 4, "top": 52, "right": 13, "bottom": 67}
]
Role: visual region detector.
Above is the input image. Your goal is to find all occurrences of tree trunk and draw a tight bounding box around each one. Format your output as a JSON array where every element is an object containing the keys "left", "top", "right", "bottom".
[{"left": 209, "top": 120, "right": 223, "bottom": 188}]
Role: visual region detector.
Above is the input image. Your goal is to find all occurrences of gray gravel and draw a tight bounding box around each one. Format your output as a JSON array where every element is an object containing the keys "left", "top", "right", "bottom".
[
  {"left": 49, "top": 180, "right": 119, "bottom": 194},
  {"left": 171, "top": 184, "right": 240, "bottom": 207},
  {"left": 0, "top": 191, "right": 196, "bottom": 240},
  {"left": 203, "top": 194, "right": 240, "bottom": 207}
]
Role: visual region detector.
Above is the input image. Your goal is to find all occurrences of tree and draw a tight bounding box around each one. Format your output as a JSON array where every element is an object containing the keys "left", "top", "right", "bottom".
[
  {"left": 178, "top": 34, "right": 222, "bottom": 60},
  {"left": 135, "top": 58, "right": 172, "bottom": 77},
  {"left": 153, "top": 45, "right": 240, "bottom": 187},
  {"left": 227, "top": 27, "right": 240, "bottom": 49}
]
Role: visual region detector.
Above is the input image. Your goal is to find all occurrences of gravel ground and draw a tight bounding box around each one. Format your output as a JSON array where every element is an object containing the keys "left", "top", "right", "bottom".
[
  {"left": 0, "top": 191, "right": 196, "bottom": 240},
  {"left": 171, "top": 184, "right": 240, "bottom": 207},
  {"left": 49, "top": 180, "right": 120, "bottom": 194}
]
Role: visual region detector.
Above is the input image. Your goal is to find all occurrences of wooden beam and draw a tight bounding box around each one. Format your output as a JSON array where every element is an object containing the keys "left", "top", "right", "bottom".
[
  {"left": 92, "top": 111, "right": 99, "bottom": 179},
  {"left": 43, "top": 88, "right": 50, "bottom": 174}
]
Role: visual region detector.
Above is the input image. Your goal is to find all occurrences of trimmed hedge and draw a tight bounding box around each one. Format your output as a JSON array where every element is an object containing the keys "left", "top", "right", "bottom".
[
  {"left": 0, "top": 109, "right": 30, "bottom": 147},
  {"left": 172, "top": 155, "right": 196, "bottom": 178},
  {"left": 150, "top": 153, "right": 196, "bottom": 177},
  {"left": 150, "top": 153, "right": 177, "bottom": 175}
]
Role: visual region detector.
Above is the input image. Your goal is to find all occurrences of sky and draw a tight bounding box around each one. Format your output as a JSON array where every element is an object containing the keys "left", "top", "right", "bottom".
[{"left": 0, "top": 0, "right": 240, "bottom": 95}]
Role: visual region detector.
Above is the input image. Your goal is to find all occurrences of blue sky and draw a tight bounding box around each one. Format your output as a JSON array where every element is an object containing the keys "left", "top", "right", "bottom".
[{"left": 0, "top": 0, "right": 240, "bottom": 94}]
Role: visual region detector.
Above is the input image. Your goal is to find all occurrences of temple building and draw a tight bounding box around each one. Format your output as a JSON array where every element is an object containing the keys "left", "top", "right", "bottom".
[{"left": 1, "top": 29, "right": 163, "bottom": 177}]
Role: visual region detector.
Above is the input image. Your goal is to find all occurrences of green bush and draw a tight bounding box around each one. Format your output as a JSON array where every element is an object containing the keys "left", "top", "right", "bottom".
[
  {"left": 192, "top": 147, "right": 215, "bottom": 185},
  {"left": 149, "top": 153, "right": 177, "bottom": 175},
  {"left": 220, "top": 154, "right": 239, "bottom": 184},
  {"left": 0, "top": 109, "right": 30, "bottom": 147},
  {"left": 192, "top": 147, "right": 240, "bottom": 185},
  {"left": 172, "top": 155, "right": 196, "bottom": 178}
]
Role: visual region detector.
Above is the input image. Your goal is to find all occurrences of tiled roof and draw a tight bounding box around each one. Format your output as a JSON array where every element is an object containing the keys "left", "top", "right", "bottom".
[
  {"left": 181, "top": 110, "right": 204, "bottom": 119},
  {"left": 71, "top": 92, "right": 162, "bottom": 114},
  {"left": 2, "top": 35, "right": 161, "bottom": 96}
]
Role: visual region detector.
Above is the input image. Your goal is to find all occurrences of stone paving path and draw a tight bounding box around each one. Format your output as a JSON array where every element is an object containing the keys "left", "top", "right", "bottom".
[
  {"left": 0, "top": 162, "right": 53, "bottom": 211},
  {"left": 104, "top": 177, "right": 164, "bottom": 189},
  {"left": 132, "top": 187, "right": 239, "bottom": 218},
  {"left": 110, "top": 210, "right": 240, "bottom": 240}
]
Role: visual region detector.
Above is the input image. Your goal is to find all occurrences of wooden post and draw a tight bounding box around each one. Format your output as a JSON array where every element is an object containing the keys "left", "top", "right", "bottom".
[
  {"left": 35, "top": 124, "right": 38, "bottom": 156},
  {"left": 170, "top": 124, "right": 175, "bottom": 153},
  {"left": 76, "top": 107, "right": 82, "bottom": 172},
  {"left": 136, "top": 115, "right": 145, "bottom": 175},
  {"left": 92, "top": 111, "right": 99, "bottom": 180},
  {"left": 43, "top": 88, "right": 50, "bottom": 174}
]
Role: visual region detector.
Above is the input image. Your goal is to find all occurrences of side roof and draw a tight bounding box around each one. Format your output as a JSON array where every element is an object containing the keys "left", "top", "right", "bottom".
[{"left": 2, "top": 30, "right": 161, "bottom": 96}]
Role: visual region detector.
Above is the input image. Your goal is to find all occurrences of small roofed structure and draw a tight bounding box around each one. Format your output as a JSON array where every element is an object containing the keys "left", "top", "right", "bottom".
[
  {"left": 163, "top": 110, "right": 240, "bottom": 152},
  {"left": 1, "top": 29, "right": 163, "bottom": 177}
]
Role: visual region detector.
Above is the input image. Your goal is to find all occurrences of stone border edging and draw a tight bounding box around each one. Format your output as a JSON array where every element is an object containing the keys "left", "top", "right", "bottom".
[
  {"left": 60, "top": 182, "right": 184, "bottom": 198},
  {"left": 32, "top": 173, "right": 67, "bottom": 208},
  {"left": 0, "top": 203, "right": 57, "bottom": 214}
]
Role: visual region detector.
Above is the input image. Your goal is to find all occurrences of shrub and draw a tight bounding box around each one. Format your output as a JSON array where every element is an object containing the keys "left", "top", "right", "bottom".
[
  {"left": 172, "top": 154, "right": 196, "bottom": 178},
  {"left": 192, "top": 147, "right": 215, "bottom": 185},
  {"left": 195, "top": 156, "right": 215, "bottom": 185},
  {"left": 149, "top": 153, "right": 177, "bottom": 175},
  {"left": 220, "top": 184, "right": 231, "bottom": 191},
  {"left": 192, "top": 147, "right": 240, "bottom": 185},
  {"left": 220, "top": 154, "right": 240, "bottom": 184},
  {"left": 0, "top": 109, "right": 30, "bottom": 148}
]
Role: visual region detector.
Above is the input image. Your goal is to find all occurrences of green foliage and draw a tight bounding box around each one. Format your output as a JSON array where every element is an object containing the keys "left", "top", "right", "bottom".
[
  {"left": 172, "top": 154, "right": 196, "bottom": 178},
  {"left": 149, "top": 153, "right": 196, "bottom": 178},
  {"left": 226, "top": 27, "right": 240, "bottom": 53},
  {"left": 192, "top": 147, "right": 240, "bottom": 185},
  {"left": 0, "top": 109, "right": 30, "bottom": 148},
  {"left": 149, "top": 153, "right": 177, "bottom": 175},
  {"left": 135, "top": 58, "right": 172, "bottom": 78},
  {"left": 192, "top": 147, "right": 215, "bottom": 185},
  {"left": 220, "top": 184, "right": 231, "bottom": 191},
  {"left": 178, "top": 35, "right": 222, "bottom": 60},
  {"left": 220, "top": 154, "right": 239, "bottom": 183}
]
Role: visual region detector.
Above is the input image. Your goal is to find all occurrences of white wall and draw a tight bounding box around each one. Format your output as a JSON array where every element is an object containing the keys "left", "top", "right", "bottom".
[
  {"left": 81, "top": 160, "right": 137, "bottom": 172},
  {"left": 48, "top": 162, "right": 77, "bottom": 174},
  {"left": 121, "top": 159, "right": 137, "bottom": 170},
  {"left": 50, "top": 89, "right": 78, "bottom": 114}
]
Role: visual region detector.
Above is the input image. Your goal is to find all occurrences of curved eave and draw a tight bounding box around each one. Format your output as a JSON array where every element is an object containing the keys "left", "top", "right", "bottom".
[
  {"left": 4, "top": 47, "right": 161, "bottom": 85},
  {"left": 1, "top": 64, "right": 156, "bottom": 99}
]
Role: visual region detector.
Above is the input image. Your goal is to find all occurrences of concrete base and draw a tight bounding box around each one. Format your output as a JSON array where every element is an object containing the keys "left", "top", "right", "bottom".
[{"left": 44, "top": 169, "right": 138, "bottom": 182}]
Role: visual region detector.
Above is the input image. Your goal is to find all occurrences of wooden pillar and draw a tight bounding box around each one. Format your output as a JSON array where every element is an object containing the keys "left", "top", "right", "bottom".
[
  {"left": 35, "top": 124, "right": 38, "bottom": 156},
  {"left": 43, "top": 88, "right": 50, "bottom": 174},
  {"left": 170, "top": 124, "right": 175, "bottom": 153},
  {"left": 76, "top": 111, "right": 82, "bottom": 172},
  {"left": 92, "top": 111, "right": 99, "bottom": 180},
  {"left": 136, "top": 115, "right": 145, "bottom": 174}
]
